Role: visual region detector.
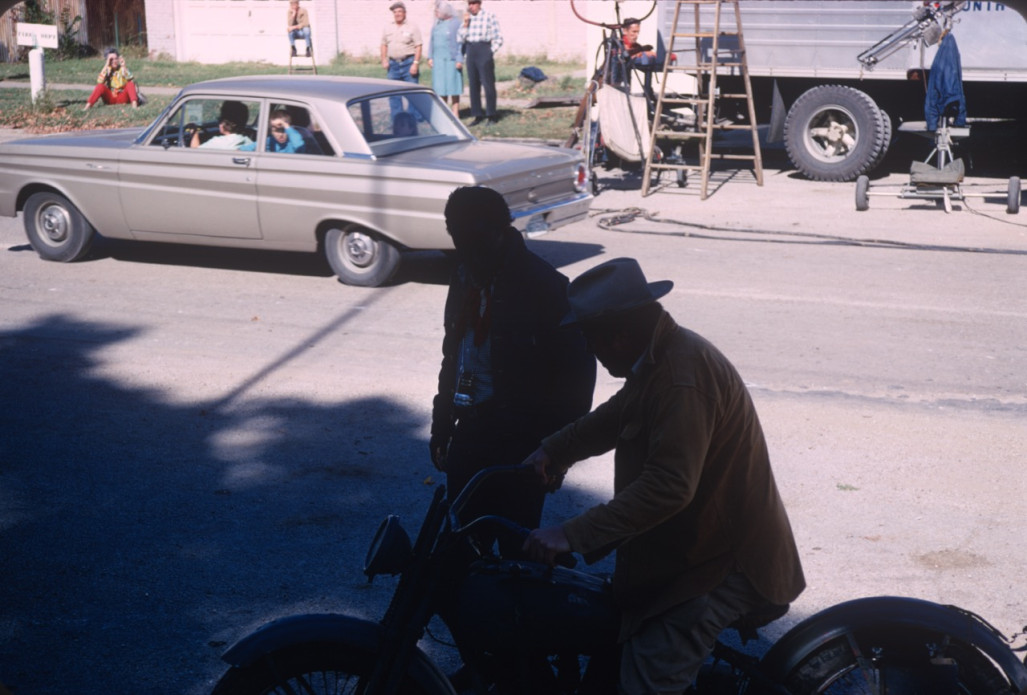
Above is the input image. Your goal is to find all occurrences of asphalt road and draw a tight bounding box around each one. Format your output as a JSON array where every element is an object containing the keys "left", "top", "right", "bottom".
[{"left": 1, "top": 150, "right": 1026, "bottom": 693}]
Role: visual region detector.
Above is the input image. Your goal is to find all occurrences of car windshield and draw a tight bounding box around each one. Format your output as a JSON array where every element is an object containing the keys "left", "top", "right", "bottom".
[{"left": 348, "top": 91, "right": 469, "bottom": 156}]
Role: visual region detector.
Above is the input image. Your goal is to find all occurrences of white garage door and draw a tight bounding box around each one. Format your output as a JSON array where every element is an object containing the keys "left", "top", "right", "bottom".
[{"left": 182, "top": 0, "right": 309, "bottom": 64}]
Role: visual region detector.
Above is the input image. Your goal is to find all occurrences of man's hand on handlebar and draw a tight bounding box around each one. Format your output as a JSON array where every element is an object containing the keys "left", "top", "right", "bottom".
[
  {"left": 522, "top": 525, "right": 572, "bottom": 567},
  {"left": 522, "top": 446, "right": 564, "bottom": 492}
]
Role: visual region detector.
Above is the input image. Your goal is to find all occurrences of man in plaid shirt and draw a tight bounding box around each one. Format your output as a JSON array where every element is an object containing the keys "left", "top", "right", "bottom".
[{"left": 457, "top": 0, "right": 503, "bottom": 125}]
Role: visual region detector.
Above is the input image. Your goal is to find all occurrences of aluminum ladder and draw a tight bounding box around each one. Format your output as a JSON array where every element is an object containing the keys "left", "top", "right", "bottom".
[{"left": 642, "top": 0, "right": 762, "bottom": 198}]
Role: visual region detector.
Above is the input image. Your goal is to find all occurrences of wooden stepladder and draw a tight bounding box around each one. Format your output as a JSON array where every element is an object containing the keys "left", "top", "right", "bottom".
[
  {"left": 288, "top": 47, "right": 318, "bottom": 75},
  {"left": 642, "top": 0, "right": 762, "bottom": 198}
]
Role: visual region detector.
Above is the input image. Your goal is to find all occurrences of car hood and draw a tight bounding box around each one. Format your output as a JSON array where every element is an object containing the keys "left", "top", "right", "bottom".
[{"left": 0, "top": 128, "right": 144, "bottom": 151}]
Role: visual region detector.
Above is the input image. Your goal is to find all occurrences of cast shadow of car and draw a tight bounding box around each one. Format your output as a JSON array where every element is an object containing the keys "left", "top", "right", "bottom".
[
  {"left": 87, "top": 237, "right": 607, "bottom": 287},
  {"left": 393, "top": 240, "right": 607, "bottom": 287},
  {"left": 93, "top": 236, "right": 337, "bottom": 278}
]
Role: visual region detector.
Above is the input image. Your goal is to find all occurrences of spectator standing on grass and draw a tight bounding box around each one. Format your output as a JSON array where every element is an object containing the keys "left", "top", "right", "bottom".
[
  {"left": 287, "top": 0, "right": 313, "bottom": 58},
  {"left": 457, "top": 0, "right": 503, "bottom": 125},
  {"left": 381, "top": 1, "right": 423, "bottom": 84},
  {"left": 83, "top": 48, "right": 138, "bottom": 111},
  {"left": 428, "top": 1, "right": 463, "bottom": 118}
]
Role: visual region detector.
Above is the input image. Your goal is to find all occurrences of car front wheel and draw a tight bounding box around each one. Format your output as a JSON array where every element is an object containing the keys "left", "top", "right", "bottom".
[
  {"left": 23, "top": 191, "right": 96, "bottom": 262},
  {"left": 324, "top": 224, "right": 401, "bottom": 287}
]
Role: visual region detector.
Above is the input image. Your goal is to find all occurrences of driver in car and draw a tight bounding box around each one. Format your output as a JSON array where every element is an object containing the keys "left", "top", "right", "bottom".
[{"left": 190, "top": 101, "right": 255, "bottom": 150}]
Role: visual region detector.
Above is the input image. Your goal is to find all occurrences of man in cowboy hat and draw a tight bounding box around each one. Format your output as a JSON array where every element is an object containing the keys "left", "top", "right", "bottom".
[{"left": 522, "top": 257, "right": 805, "bottom": 694}]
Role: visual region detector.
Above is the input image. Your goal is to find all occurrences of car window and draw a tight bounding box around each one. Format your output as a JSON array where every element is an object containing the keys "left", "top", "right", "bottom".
[
  {"left": 262, "top": 103, "right": 335, "bottom": 156},
  {"left": 149, "top": 98, "right": 260, "bottom": 150},
  {"left": 348, "top": 91, "right": 467, "bottom": 156}
]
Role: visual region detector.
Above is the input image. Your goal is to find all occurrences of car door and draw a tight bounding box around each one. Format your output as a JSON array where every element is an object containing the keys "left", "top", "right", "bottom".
[
  {"left": 252, "top": 101, "right": 339, "bottom": 248},
  {"left": 119, "top": 97, "right": 262, "bottom": 241}
]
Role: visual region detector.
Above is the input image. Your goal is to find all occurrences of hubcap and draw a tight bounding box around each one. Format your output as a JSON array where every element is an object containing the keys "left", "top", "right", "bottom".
[
  {"left": 807, "top": 107, "right": 858, "bottom": 162},
  {"left": 38, "top": 203, "right": 71, "bottom": 246},
  {"left": 344, "top": 231, "right": 377, "bottom": 268}
]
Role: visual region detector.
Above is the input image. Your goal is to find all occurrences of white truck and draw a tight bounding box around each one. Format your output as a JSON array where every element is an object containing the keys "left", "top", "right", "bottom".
[{"left": 656, "top": 1, "right": 1027, "bottom": 181}]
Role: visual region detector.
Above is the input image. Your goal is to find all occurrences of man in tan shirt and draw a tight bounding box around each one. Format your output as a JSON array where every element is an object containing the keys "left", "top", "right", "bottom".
[
  {"left": 380, "top": 1, "right": 423, "bottom": 83},
  {"left": 286, "top": 0, "right": 312, "bottom": 57},
  {"left": 523, "top": 257, "right": 805, "bottom": 694}
]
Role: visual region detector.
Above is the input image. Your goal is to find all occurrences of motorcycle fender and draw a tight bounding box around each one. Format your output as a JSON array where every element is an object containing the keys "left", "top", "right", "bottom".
[
  {"left": 759, "top": 596, "right": 1027, "bottom": 691},
  {"left": 220, "top": 613, "right": 456, "bottom": 695}
]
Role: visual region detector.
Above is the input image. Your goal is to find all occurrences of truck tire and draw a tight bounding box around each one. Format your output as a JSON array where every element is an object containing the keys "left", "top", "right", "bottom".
[
  {"left": 870, "top": 109, "right": 893, "bottom": 170},
  {"left": 784, "top": 85, "right": 887, "bottom": 182}
]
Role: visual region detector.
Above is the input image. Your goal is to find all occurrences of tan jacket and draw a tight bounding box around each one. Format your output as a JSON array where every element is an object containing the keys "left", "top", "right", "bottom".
[
  {"left": 287, "top": 6, "right": 310, "bottom": 31},
  {"left": 543, "top": 311, "right": 805, "bottom": 636}
]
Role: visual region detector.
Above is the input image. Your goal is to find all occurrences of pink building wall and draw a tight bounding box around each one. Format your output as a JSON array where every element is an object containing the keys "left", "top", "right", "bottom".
[{"left": 143, "top": 0, "right": 615, "bottom": 66}]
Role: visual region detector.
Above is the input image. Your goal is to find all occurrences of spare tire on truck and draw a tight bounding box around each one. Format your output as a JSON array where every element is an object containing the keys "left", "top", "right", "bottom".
[{"left": 784, "top": 85, "right": 888, "bottom": 182}]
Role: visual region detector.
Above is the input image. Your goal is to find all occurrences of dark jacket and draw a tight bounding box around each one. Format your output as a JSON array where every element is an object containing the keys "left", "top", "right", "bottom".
[
  {"left": 925, "top": 33, "right": 967, "bottom": 131},
  {"left": 432, "top": 228, "right": 596, "bottom": 464},
  {"left": 543, "top": 311, "right": 805, "bottom": 639}
]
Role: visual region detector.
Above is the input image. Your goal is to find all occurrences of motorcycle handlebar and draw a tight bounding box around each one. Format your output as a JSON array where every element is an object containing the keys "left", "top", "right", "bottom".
[
  {"left": 460, "top": 514, "right": 578, "bottom": 569},
  {"left": 449, "top": 464, "right": 578, "bottom": 569},
  {"left": 449, "top": 463, "right": 536, "bottom": 519}
]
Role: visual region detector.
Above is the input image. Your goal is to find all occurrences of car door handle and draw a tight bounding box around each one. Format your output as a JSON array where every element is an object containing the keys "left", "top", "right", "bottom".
[{"left": 232, "top": 157, "right": 251, "bottom": 166}]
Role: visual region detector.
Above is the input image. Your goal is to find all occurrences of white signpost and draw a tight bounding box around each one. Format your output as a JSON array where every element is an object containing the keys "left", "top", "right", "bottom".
[{"left": 16, "top": 23, "right": 59, "bottom": 104}]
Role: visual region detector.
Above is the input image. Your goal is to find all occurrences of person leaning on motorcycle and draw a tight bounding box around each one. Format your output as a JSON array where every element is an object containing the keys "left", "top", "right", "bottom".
[
  {"left": 522, "top": 257, "right": 806, "bottom": 694},
  {"left": 430, "top": 186, "right": 596, "bottom": 551}
]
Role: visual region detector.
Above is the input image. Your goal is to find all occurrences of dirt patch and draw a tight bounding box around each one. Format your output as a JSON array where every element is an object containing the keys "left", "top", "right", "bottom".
[{"left": 914, "top": 549, "right": 990, "bottom": 571}]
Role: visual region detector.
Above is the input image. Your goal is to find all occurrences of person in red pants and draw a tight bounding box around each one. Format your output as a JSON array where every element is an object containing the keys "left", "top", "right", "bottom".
[{"left": 83, "top": 48, "right": 139, "bottom": 110}]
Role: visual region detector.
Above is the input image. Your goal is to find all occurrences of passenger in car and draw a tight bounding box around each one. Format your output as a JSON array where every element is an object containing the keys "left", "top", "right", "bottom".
[
  {"left": 240, "top": 109, "right": 307, "bottom": 153},
  {"left": 392, "top": 111, "right": 418, "bottom": 137}
]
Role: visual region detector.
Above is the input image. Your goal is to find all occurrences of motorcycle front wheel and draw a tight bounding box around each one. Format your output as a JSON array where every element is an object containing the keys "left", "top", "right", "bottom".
[
  {"left": 211, "top": 643, "right": 433, "bottom": 695},
  {"left": 782, "top": 628, "right": 1013, "bottom": 694}
]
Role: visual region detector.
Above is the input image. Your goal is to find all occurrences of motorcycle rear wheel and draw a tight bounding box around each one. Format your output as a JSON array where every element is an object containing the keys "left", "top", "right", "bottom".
[
  {"left": 211, "top": 643, "right": 432, "bottom": 695},
  {"left": 782, "top": 628, "right": 1012, "bottom": 694}
]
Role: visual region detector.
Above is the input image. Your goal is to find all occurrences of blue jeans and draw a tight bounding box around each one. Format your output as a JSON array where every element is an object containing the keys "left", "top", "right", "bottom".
[
  {"left": 387, "top": 55, "right": 419, "bottom": 84},
  {"left": 289, "top": 27, "right": 311, "bottom": 50}
]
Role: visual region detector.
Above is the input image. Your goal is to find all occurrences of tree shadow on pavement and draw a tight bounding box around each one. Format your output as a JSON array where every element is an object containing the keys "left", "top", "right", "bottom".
[
  {"left": 0, "top": 314, "right": 438, "bottom": 693},
  {"left": 0, "top": 312, "right": 615, "bottom": 694}
]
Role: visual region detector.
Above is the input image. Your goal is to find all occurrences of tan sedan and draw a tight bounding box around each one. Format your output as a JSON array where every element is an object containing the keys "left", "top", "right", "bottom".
[{"left": 0, "top": 75, "right": 592, "bottom": 286}]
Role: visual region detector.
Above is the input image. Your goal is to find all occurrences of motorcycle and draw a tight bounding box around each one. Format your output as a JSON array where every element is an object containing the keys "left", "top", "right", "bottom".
[{"left": 211, "top": 464, "right": 1027, "bottom": 695}]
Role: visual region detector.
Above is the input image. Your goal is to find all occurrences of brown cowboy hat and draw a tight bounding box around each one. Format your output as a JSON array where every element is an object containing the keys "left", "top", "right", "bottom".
[{"left": 561, "top": 257, "right": 673, "bottom": 326}]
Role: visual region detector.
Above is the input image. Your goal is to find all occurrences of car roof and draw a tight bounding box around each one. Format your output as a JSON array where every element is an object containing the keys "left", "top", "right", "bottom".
[{"left": 177, "top": 75, "right": 430, "bottom": 102}]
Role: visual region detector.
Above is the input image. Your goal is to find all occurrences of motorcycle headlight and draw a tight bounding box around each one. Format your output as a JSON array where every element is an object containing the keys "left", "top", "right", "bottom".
[{"left": 363, "top": 515, "right": 412, "bottom": 579}]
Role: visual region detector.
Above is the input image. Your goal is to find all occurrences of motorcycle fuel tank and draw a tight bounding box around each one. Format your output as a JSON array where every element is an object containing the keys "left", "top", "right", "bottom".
[{"left": 446, "top": 559, "right": 620, "bottom": 654}]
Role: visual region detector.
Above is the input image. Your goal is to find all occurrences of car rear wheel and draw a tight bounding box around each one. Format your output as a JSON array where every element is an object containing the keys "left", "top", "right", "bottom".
[{"left": 324, "top": 224, "right": 401, "bottom": 287}]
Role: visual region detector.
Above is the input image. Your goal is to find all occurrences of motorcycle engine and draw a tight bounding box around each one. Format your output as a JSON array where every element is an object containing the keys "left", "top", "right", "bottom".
[{"left": 445, "top": 558, "right": 620, "bottom": 654}]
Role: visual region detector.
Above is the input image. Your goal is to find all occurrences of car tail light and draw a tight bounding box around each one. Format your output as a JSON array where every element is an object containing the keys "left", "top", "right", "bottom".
[{"left": 574, "top": 163, "right": 588, "bottom": 193}]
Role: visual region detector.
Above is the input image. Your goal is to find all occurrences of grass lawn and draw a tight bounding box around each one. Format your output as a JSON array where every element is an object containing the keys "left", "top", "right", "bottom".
[{"left": 0, "top": 55, "right": 587, "bottom": 141}]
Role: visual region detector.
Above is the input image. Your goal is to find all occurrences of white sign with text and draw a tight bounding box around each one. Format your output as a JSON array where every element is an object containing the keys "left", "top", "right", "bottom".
[{"left": 16, "top": 23, "right": 59, "bottom": 49}]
